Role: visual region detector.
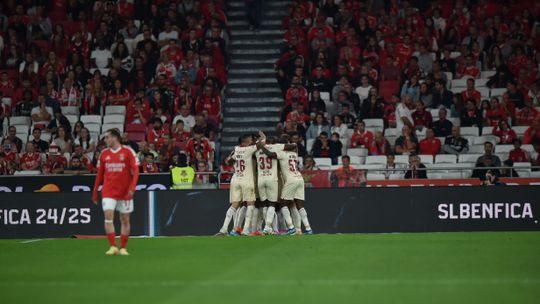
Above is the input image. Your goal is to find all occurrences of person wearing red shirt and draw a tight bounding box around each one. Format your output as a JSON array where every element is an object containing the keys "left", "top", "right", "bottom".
[
  {"left": 350, "top": 121, "right": 374, "bottom": 148},
  {"left": 516, "top": 100, "right": 540, "bottom": 126},
  {"left": 508, "top": 139, "right": 530, "bottom": 163},
  {"left": 107, "top": 79, "right": 131, "bottom": 106},
  {"left": 523, "top": 119, "right": 540, "bottom": 144},
  {"left": 456, "top": 55, "right": 480, "bottom": 79},
  {"left": 285, "top": 77, "right": 309, "bottom": 108},
  {"left": 20, "top": 142, "right": 41, "bottom": 171},
  {"left": 162, "top": 39, "right": 184, "bottom": 67},
  {"left": 395, "top": 35, "right": 413, "bottom": 68},
  {"left": 461, "top": 78, "right": 482, "bottom": 106},
  {"left": 485, "top": 97, "right": 509, "bottom": 127},
  {"left": 0, "top": 72, "right": 16, "bottom": 97},
  {"left": 368, "top": 131, "right": 391, "bottom": 156},
  {"left": 116, "top": 0, "right": 134, "bottom": 20},
  {"left": 186, "top": 127, "right": 214, "bottom": 163},
  {"left": 286, "top": 103, "right": 310, "bottom": 127},
  {"left": 126, "top": 97, "right": 151, "bottom": 125},
  {"left": 92, "top": 129, "right": 140, "bottom": 256},
  {"left": 195, "top": 85, "right": 222, "bottom": 118},
  {"left": 492, "top": 120, "right": 517, "bottom": 144},
  {"left": 412, "top": 100, "right": 433, "bottom": 129},
  {"left": 141, "top": 153, "right": 159, "bottom": 173},
  {"left": 147, "top": 117, "right": 170, "bottom": 151},
  {"left": 171, "top": 120, "right": 191, "bottom": 148},
  {"left": 42, "top": 145, "right": 67, "bottom": 175},
  {"left": 419, "top": 128, "right": 441, "bottom": 156}
]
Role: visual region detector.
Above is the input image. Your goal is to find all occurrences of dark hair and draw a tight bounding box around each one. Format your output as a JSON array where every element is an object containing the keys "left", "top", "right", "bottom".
[
  {"left": 342, "top": 155, "right": 350, "bottom": 161},
  {"left": 107, "top": 128, "right": 122, "bottom": 140},
  {"left": 320, "top": 131, "right": 329, "bottom": 137}
]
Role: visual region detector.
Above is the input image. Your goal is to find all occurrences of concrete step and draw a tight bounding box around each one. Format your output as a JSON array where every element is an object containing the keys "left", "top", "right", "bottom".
[
  {"left": 228, "top": 1, "right": 289, "bottom": 8},
  {"left": 228, "top": 19, "right": 282, "bottom": 27},
  {"left": 228, "top": 77, "right": 276, "bottom": 84},
  {"left": 228, "top": 10, "right": 287, "bottom": 17},
  {"left": 230, "top": 53, "right": 280, "bottom": 62},
  {"left": 224, "top": 116, "right": 279, "bottom": 123},
  {"left": 231, "top": 39, "right": 282, "bottom": 45},
  {"left": 230, "top": 48, "right": 280, "bottom": 55},
  {"left": 227, "top": 91, "right": 283, "bottom": 99},
  {"left": 229, "top": 67, "right": 275, "bottom": 74},
  {"left": 231, "top": 58, "right": 277, "bottom": 64},
  {"left": 228, "top": 86, "right": 281, "bottom": 94},
  {"left": 233, "top": 29, "right": 283, "bottom": 36},
  {"left": 226, "top": 97, "right": 283, "bottom": 104},
  {"left": 223, "top": 125, "right": 276, "bottom": 133},
  {"left": 225, "top": 106, "right": 280, "bottom": 113}
]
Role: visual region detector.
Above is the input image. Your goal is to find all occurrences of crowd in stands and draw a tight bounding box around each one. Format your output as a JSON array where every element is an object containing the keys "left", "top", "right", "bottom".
[
  {"left": 275, "top": 0, "right": 540, "bottom": 179},
  {"left": 0, "top": 0, "right": 227, "bottom": 178}
]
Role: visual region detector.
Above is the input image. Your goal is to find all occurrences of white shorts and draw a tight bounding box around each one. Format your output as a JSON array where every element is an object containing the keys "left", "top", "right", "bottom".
[
  {"left": 230, "top": 180, "right": 256, "bottom": 203},
  {"left": 281, "top": 179, "right": 305, "bottom": 201},
  {"left": 102, "top": 198, "right": 134, "bottom": 214},
  {"left": 258, "top": 179, "right": 279, "bottom": 202}
]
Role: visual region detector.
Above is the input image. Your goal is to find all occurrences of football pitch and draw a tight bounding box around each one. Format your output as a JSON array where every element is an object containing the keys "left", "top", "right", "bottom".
[{"left": 1, "top": 232, "right": 539, "bottom": 304}]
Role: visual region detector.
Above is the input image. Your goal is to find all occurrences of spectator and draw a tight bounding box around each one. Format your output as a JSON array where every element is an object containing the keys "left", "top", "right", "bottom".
[
  {"left": 395, "top": 94, "right": 414, "bottom": 134},
  {"left": 0, "top": 152, "right": 15, "bottom": 175},
  {"left": 186, "top": 127, "right": 214, "bottom": 164},
  {"left": 30, "top": 94, "right": 53, "bottom": 127},
  {"left": 307, "top": 89, "right": 327, "bottom": 115},
  {"left": 331, "top": 155, "right": 365, "bottom": 187},
  {"left": 380, "top": 55, "right": 400, "bottom": 81},
  {"left": 330, "top": 115, "right": 348, "bottom": 140},
  {"left": 90, "top": 39, "right": 112, "bottom": 69},
  {"left": 47, "top": 111, "right": 71, "bottom": 134},
  {"left": 126, "top": 96, "right": 151, "bottom": 125},
  {"left": 442, "top": 126, "right": 469, "bottom": 155},
  {"left": 355, "top": 75, "right": 372, "bottom": 103},
  {"left": 456, "top": 55, "right": 480, "bottom": 79},
  {"left": 171, "top": 153, "right": 195, "bottom": 189},
  {"left": 499, "top": 160, "right": 519, "bottom": 178},
  {"left": 450, "top": 94, "right": 465, "bottom": 118},
  {"left": 400, "top": 74, "right": 420, "bottom": 102},
  {"left": 461, "top": 78, "right": 481, "bottom": 107},
  {"left": 171, "top": 120, "right": 191, "bottom": 148},
  {"left": 287, "top": 103, "right": 310, "bottom": 128},
  {"left": 52, "top": 125, "right": 73, "bottom": 154},
  {"left": 360, "top": 87, "right": 384, "bottom": 120},
  {"left": 312, "top": 131, "right": 341, "bottom": 161},
  {"left": 516, "top": 100, "right": 540, "bottom": 126},
  {"left": 350, "top": 121, "right": 373, "bottom": 149},
  {"left": 42, "top": 144, "right": 67, "bottom": 175},
  {"left": 394, "top": 125, "right": 418, "bottom": 155},
  {"left": 532, "top": 141, "right": 540, "bottom": 170},
  {"left": 339, "top": 104, "right": 356, "bottom": 129},
  {"left": 523, "top": 119, "right": 540, "bottom": 144},
  {"left": 306, "top": 113, "right": 330, "bottom": 140},
  {"left": 419, "top": 128, "right": 441, "bottom": 156},
  {"left": 460, "top": 99, "right": 483, "bottom": 127},
  {"left": 492, "top": 120, "right": 517, "bottom": 145},
  {"left": 147, "top": 117, "right": 169, "bottom": 150},
  {"left": 14, "top": 89, "right": 34, "bottom": 117},
  {"left": 384, "top": 154, "right": 405, "bottom": 179},
  {"left": 302, "top": 155, "right": 316, "bottom": 170},
  {"left": 137, "top": 141, "right": 158, "bottom": 163},
  {"left": 404, "top": 154, "right": 427, "bottom": 179},
  {"left": 431, "top": 79, "right": 453, "bottom": 109},
  {"left": 433, "top": 107, "right": 453, "bottom": 137},
  {"left": 475, "top": 141, "right": 502, "bottom": 170},
  {"left": 506, "top": 81, "right": 525, "bottom": 109},
  {"left": 486, "top": 65, "right": 513, "bottom": 89},
  {"left": 289, "top": 132, "right": 307, "bottom": 158},
  {"left": 107, "top": 79, "right": 131, "bottom": 106},
  {"left": 368, "top": 131, "right": 391, "bottom": 156},
  {"left": 412, "top": 100, "right": 433, "bottom": 131},
  {"left": 30, "top": 128, "right": 49, "bottom": 153},
  {"left": 64, "top": 155, "right": 90, "bottom": 175},
  {"left": 245, "top": 0, "right": 263, "bottom": 31},
  {"left": 2, "top": 126, "right": 23, "bottom": 152},
  {"left": 310, "top": 67, "right": 332, "bottom": 93},
  {"left": 141, "top": 153, "right": 159, "bottom": 173},
  {"left": 71, "top": 144, "right": 93, "bottom": 171},
  {"left": 508, "top": 139, "right": 530, "bottom": 163},
  {"left": 75, "top": 127, "right": 96, "bottom": 153},
  {"left": 19, "top": 142, "right": 41, "bottom": 171}
]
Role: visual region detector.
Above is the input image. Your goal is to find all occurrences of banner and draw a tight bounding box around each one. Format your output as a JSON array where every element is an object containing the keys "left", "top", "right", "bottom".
[
  {"left": 0, "top": 192, "right": 148, "bottom": 238},
  {"left": 153, "top": 186, "right": 540, "bottom": 235}
]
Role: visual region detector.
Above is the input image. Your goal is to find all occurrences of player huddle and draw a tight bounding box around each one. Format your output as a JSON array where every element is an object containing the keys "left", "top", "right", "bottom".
[{"left": 216, "top": 131, "right": 312, "bottom": 236}]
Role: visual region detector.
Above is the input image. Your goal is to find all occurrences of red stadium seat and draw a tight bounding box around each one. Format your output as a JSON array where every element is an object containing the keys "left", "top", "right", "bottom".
[
  {"left": 379, "top": 81, "right": 400, "bottom": 102},
  {"left": 32, "top": 40, "right": 50, "bottom": 53}
]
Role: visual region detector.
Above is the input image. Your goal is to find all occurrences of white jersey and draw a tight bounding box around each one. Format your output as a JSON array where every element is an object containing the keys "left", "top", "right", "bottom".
[
  {"left": 255, "top": 144, "right": 279, "bottom": 181},
  {"left": 232, "top": 145, "right": 257, "bottom": 182},
  {"left": 276, "top": 150, "right": 303, "bottom": 182}
]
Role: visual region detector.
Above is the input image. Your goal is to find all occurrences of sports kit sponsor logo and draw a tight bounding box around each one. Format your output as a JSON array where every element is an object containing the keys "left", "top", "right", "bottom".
[{"left": 438, "top": 203, "right": 535, "bottom": 220}]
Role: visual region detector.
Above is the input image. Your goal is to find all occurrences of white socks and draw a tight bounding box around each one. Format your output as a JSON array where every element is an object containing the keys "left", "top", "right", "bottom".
[
  {"left": 242, "top": 205, "right": 255, "bottom": 234},
  {"left": 264, "top": 206, "right": 276, "bottom": 232},
  {"left": 250, "top": 207, "right": 259, "bottom": 233},
  {"left": 280, "top": 206, "right": 294, "bottom": 229},
  {"left": 220, "top": 207, "right": 236, "bottom": 233},
  {"left": 298, "top": 208, "right": 311, "bottom": 230},
  {"left": 234, "top": 206, "right": 246, "bottom": 229},
  {"left": 290, "top": 206, "right": 301, "bottom": 230}
]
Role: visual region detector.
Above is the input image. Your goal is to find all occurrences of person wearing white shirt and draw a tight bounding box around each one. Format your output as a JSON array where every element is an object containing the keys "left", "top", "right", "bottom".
[
  {"left": 90, "top": 40, "right": 112, "bottom": 69},
  {"left": 330, "top": 115, "right": 348, "bottom": 140},
  {"left": 31, "top": 94, "right": 53, "bottom": 126},
  {"left": 172, "top": 105, "right": 195, "bottom": 131},
  {"left": 395, "top": 95, "right": 414, "bottom": 134},
  {"left": 355, "top": 75, "right": 373, "bottom": 104},
  {"left": 158, "top": 21, "right": 179, "bottom": 46}
]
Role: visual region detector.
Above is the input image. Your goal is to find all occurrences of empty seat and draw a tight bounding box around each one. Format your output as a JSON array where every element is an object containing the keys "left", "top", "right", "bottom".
[
  {"left": 419, "top": 154, "right": 434, "bottom": 164},
  {"left": 513, "top": 126, "right": 529, "bottom": 136},
  {"left": 474, "top": 135, "right": 498, "bottom": 145},
  {"left": 490, "top": 88, "right": 506, "bottom": 97},
  {"left": 521, "top": 144, "right": 534, "bottom": 153},
  {"left": 481, "top": 126, "right": 493, "bottom": 135},
  {"left": 366, "top": 173, "right": 386, "bottom": 181},
  {"left": 363, "top": 118, "right": 384, "bottom": 129},
  {"left": 460, "top": 126, "right": 479, "bottom": 136},
  {"left": 475, "top": 79, "right": 488, "bottom": 87},
  {"left": 65, "top": 115, "right": 79, "bottom": 126},
  {"left": 458, "top": 153, "right": 482, "bottom": 163},
  {"left": 494, "top": 145, "right": 513, "bottom": 153},
  {"left": 427, "top": 172, "right": 442, "bottom": 179},
  {"left": 451, "top": 78, "right": 468, "bottom": 88},
  {"left": 347, "top": 148, "right": 368, "bottom": 157},
  {"left": 103, "top": 114, "right": 125, "bottom": 124},
  {"left": 80, "top": 115, "right": 102, "bottom": 125},
  {"left": 468, "top": 145, "right": 486, "bottom": 154},
  {"left": 477, "top": 87, "right": 490, "bottom": 98},
  {"left": 440, "top": 172, "right": 466, "bottom": 179},
  {"left": 61, "top": 106, "right": 80, "bottom": 116},
  {"left": 13, "top": 170, "right": 41, "bottom": 176},
  {"left": 13, "top": 125, "right": 30, "bottom": 135},
  {"left": 306, "top": 139, "right": 315, "bottom": 152},
  {"left": 102, "top": 123, "right": 124, "bottom": 133},
  {"left": 105, "top": 105, "right": 127, "bottom": 115},
  {"left": 481, "top": 71, "right": 496, "bottom": 78},
  {"left": 85, "top": 124, "right": 101, "bottom": 134},
  {"left": 365, "top": 155, "right": 387, "bottom": 164},
  {"left": 9, "top": 116, "right": 31, "bottom": 126},
  {"left": 435, "top": 154, "right": 457, "bottom": 163},
  {"left": 394, "top": 155, "right": 409, "bottom": 165},
  {"left": 313, "top": 158, "right": 332, "bottom": 168},
  {"left": 444, "top": 72, "right": 453, "bottom": 88},
  {"left": 384, "top": 128, "right": 398, "bottom": 137}
]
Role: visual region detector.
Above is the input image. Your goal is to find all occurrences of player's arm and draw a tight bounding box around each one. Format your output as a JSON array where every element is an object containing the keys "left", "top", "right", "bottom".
[
  {"left": 92, "top": 156, "right": 105, "bottom": 204},
  {"left": 284, "top": 143, "right": 297, "bottom": 151},
  {"left": 224, "top": 151, "right": 235, "bottom": 166},
  {"left": 128, "top": 150, "right": 140, "bottom": 199}
]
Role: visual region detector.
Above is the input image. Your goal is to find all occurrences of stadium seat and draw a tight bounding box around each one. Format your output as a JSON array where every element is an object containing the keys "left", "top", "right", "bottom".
[
  {"left": 435, "top": 154, "right": 457, "bottom": 164},
  {"left": 475, "top": 79, "right": 488, "bottom": 87},
  {"left": 444, "top": 72, "right": 453, "bottom": 88},
  {"left": 494, "top": 145, "right": 513, "bottom": 153},
  {"left": 9, "top": 117, "right": 31, "bottom": 126},
  {"left": 379, "top": 81, "right": 400, "bottom": 101},
  {"left": 481, "top": 71, "right": 496, "bottom": 78},
  {"left": 345, "top": 128, "right": 354, "bottom": 139},
  {"left": 419, "top": 154, "right": 433, "bottom": 164},
  {"left": 521, "top": 145, "right": 534, "bottom": 154},
  {"left": 384, "top": 128, "right": 397, "bottom": 137},
  {"left": 366, "top": 173, "right": 386, "bottom": 180},
  {"left": 103, "top": 114, "right": 125, "bottom": 124},
  {"left": 394, "top": 155, "right": 409, "bottom": 165},
  {"left": 513, "top": 126, "right": 529, "bottom": 136},
  {"left": 365, "top": 155, "right": 387, "bottom": 164},
  {"left": 450, "top": 87, "right": 463, "bottom": 94},
  {"left": 451, "top": 78, "right": 468, "bottom": 89},
  {"left": 65, "top": 115, "right": 79, "bottom": 127},
  {"left": 102, "top": 123, "right": 124, "bottom": 133},
  {"left": 363, "top": 119, "right": 384, "bottom": 129},
  {"left": 481, "top": 126, "right": 493, "bottom": 135},
  {"left": 474, "top": 135, "right": 498, "bottom": 145},
  {"left": 477, "top": 87, "right": 490, "bottom": 98},
  {"left": 14, "top": 125, "right": 30, "bottom": 135},
  {"left": 449, "top": 51, "right": 461, "bottom": 59},
  {"left": 440, "top": 172, "right": 465, "bottom": 179},
  {"left": 80, "top": 115, "right": 102, "bottom": 125},
  {"left": 319, "top": 91, "right": 330, "bottom": 102},
  {"left": 346, "top": 148, "right": 368, "bottom": 157},
  {"left": 468, "top": 145, "right": 486, "bottom": 154},
  {"left": 86, "top": 124, "right": 101, "bottom": 134},
  {"left": 13, "top": 170, "right": 41, "bottom": 176},
  {"left": 490, "top": 88, "right": 506, "bottom": 97},
  {"left": 460, "top": 127, "right": 479, "bottom": 136},
  {"left": 306, "top": 139, "right": 315, "bottom": 152},
  {"left": 427, "top": 172, "right": 442, "bottom": 179},
  {"left": 105, "top": 105, "right": 127, "bottom": 115},
  {"left": 459, "top": 153, "right": 482, "bottom": 164},
  {"left": 61, "top": 106, "right": 80, "bottom": 116},
  {"left": 314, "top": 158, "right": 332, "bottom": 168}
]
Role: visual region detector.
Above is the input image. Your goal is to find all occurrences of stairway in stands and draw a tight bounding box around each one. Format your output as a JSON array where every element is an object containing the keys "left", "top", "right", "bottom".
[{"left": 221, "top": 0, "right": 289, "bottom": 155}]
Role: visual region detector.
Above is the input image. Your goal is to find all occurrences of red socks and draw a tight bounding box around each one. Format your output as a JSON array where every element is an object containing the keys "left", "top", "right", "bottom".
[
  {"left": 120, "top": 235, "right": 129, "bottom": 249},
  {"left": 107, "top": 233, "right": 116, "bottom": 247}
]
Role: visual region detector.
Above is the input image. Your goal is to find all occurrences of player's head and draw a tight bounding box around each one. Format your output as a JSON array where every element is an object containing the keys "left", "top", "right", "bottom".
[
  {"left": 176, "top": 153, "right": 188, "bottom": 167},
  {"left": 241, "top": 134, "right": 253, "bottom": 145},
  {"left": 279, "top": 134, "right": 291, "bottom": 144},
  {"left": 105, "top": 128, "right": 122, "bottom": 147}
]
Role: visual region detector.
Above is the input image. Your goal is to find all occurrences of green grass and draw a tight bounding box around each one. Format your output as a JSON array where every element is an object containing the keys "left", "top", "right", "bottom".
[{"left": 1, "top": 232, "right": 539, "bottom": 304}]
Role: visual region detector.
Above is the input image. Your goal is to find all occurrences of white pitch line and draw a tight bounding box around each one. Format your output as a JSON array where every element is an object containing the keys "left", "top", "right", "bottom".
[
  {"left": 1, "top": 278, "right": 539, "bottom": 287},
  {"left": 19, "top": 239, "right": 43, "bottom": 244}
]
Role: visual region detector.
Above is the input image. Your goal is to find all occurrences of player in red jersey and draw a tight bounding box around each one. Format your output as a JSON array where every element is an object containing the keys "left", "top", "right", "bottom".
[{"left": 92, "top": 129, "right": 140, "bottom": 256}]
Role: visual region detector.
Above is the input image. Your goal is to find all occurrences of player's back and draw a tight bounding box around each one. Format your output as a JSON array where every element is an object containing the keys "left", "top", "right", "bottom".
[
  {"left": 99, "top": 145, "right": 139, "bottom": 199},
  {"left": 255, "top": 144, "right": 279, "bottom": 181},
  {"left": 277, "top": 149, "right": 303, "bottom": 182},
  {"left": 232, "top": 145, "right": 257, "bottom": 183}
]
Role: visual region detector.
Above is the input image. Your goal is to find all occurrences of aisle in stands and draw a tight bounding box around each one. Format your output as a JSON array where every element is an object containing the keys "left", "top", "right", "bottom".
[
  {"left": 274, "top": 0, "right": 540, "bottom": 179},
  {"left": 0, "top": 0, "right": 228, "bottom": 179}
]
